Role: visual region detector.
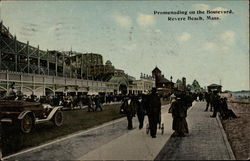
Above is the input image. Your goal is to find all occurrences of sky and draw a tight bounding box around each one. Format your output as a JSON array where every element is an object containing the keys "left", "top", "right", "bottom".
[{"left": 0, "top": 0, "right": 249, "bottom": 91}]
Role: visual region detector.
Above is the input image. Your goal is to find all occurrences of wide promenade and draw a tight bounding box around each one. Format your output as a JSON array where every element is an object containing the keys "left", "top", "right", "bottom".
[{"left": 3, "top": 102, "right": 235, "bottom": 160}]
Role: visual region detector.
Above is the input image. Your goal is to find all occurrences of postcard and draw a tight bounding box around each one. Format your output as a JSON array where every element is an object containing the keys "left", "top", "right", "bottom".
[{"left": 0, "top": 0, "right": 249, "bottom": 160}]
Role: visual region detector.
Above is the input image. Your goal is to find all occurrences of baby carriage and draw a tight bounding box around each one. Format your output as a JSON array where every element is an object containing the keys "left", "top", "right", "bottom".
[{"left": 146, "top": 111, "right": 164, "bottom": 135}]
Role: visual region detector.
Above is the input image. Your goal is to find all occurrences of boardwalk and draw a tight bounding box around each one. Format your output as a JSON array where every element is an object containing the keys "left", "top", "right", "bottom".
[
  {"left": 155, "top": 102, "right": 235, "bottom": 160},
  {"left": 3, "top": 102, "right": 235, "bottom": 160}
]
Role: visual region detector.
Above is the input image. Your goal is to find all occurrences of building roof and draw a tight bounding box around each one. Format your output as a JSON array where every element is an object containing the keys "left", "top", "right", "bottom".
[
  {"left": 105, "top": 60, "right": 112, "bottom": 66},
  {"left": 152, "top": 66, "right": 161, "bottom": 73},
  {"left": 82, "top": 53, "right": 102, "bottom": 56},
  {"left": 158, "top": 76, "right": 172, "bottom": 84},
  {"left": 109, "top": 76, "right": 129, "bottom": 86},
  {"left": 208, "top": 84, "right": 222, "bottom": 87}
]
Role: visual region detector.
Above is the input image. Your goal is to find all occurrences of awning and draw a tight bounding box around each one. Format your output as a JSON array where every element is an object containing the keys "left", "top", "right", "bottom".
[{"left": 87, "top": 91, "right": 99, "bottom": 95}]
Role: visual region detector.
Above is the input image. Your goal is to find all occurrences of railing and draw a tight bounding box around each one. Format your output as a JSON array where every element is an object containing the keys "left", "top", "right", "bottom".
[
  {"left": 49, "top": 70, "right": 56, "bottom": 76},
  {"left": 1, "top": 61, "right": 15, "bottom": 71},
  {"left": 0, "top": 70, "right": 111, "bottom": 89}
]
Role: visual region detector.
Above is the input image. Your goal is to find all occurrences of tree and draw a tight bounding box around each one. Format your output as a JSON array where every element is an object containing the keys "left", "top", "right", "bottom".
[{"left": 191, "top": 79, "right": 202, "bottom": 92}]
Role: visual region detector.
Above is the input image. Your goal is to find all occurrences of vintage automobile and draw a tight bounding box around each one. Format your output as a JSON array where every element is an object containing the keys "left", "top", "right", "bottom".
[{"left": 0, "top": 100, "right": 63, "bottom": 133}]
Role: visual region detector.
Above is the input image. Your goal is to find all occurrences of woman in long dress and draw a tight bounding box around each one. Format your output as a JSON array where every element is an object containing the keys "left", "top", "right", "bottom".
[{"left": 171, "top": 93, "right": 189, "bottom": 137}]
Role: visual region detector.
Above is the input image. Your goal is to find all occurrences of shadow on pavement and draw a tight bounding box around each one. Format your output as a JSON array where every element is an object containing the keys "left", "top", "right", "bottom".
[
  {"left": 154, "top": 133, "right": 183, "bottom": 160},
  {"left": 1, "top": 123, "right": 23, "bottom": 156}
]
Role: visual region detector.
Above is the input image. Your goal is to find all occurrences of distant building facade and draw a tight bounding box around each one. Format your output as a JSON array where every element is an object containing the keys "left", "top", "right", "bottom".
[
  {"left": 152, "top": 67, "right": 174, "bottom": 96},
  {"left": 139, "top": 73, "right": 155, "bottom": 93},
  {"left": 0, "top": 22, "right": 153, "bottom": 96},
  {"left": 174, "top": 77, "right": 186, "bottom": 91},
  {"left": 80, "top": 53, "right": 115, "bottom": 80},
  {"left": 107, "top": 72, "right": 154, "bottom": 95},
  {"left": 207, "top": 84, "right": 222, "bottom": 92}
]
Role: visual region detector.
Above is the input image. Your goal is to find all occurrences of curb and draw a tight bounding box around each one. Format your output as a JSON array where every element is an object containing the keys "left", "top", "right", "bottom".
[
  {"left": 3, "top": 104, "right": 170, "bottom": 160},
  {"left": 2, "top": 117, "right": 127, "bottom": 160},
  {"left": 216, "top": 115, "right": 236, "bottom": 160}
]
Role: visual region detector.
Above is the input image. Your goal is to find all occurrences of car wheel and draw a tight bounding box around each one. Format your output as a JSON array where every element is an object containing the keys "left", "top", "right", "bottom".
[
  {"left": 53, "top": 110, "right": 63, "bottom": 127},
  {"left": 20, "top": 114, "right": 33, "bottom": 133}
]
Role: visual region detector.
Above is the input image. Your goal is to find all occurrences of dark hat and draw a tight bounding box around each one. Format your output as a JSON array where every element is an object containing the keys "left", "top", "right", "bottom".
[
  {"left": 174, "top": 90, "right": 184, "bottom": 98},
  {"left": 151, "top": 87, "right": 157, "bottom": 93}
]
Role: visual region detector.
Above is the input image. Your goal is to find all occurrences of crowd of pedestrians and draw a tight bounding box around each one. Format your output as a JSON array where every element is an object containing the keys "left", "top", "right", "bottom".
[
  {"left": 204, "top": 91, "right": 238, "bottom": 119},
  {"left": 119, "top": 88, "right": 239, "bottom": 139},
  {"left": 120, "top": 88, "right": 161, "bottom": 137},
  {"left": 1, "top": 86, "right": 238, "bottom": 139},
  {"left": 120, "top": 88, "right": 196, "bottom": 138},
  {"left": 0, "top": 88, "right": 125, "bottom": 112}
]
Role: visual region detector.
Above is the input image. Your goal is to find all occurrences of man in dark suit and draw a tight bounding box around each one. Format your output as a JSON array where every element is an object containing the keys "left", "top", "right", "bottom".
[
  {"left": 147, "top": 88, "right": 161, "bottom": 138},
  {"left": 210, "top": 91, "right": 221, "bottom": 117},
  {"left": 122, "top": 96, "right": 136, "bottom": 130}
]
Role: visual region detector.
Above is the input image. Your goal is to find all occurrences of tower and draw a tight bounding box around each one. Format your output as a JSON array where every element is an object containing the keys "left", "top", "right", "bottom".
[
  {"left": 182, "top": 77, "right": 186, "bottom": 90},
  {"left": 152, "top": 67, "right": 162, "bottom": 88},
  {"left": 152, "top": 66, "right": 161, "bottom": 78}
]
